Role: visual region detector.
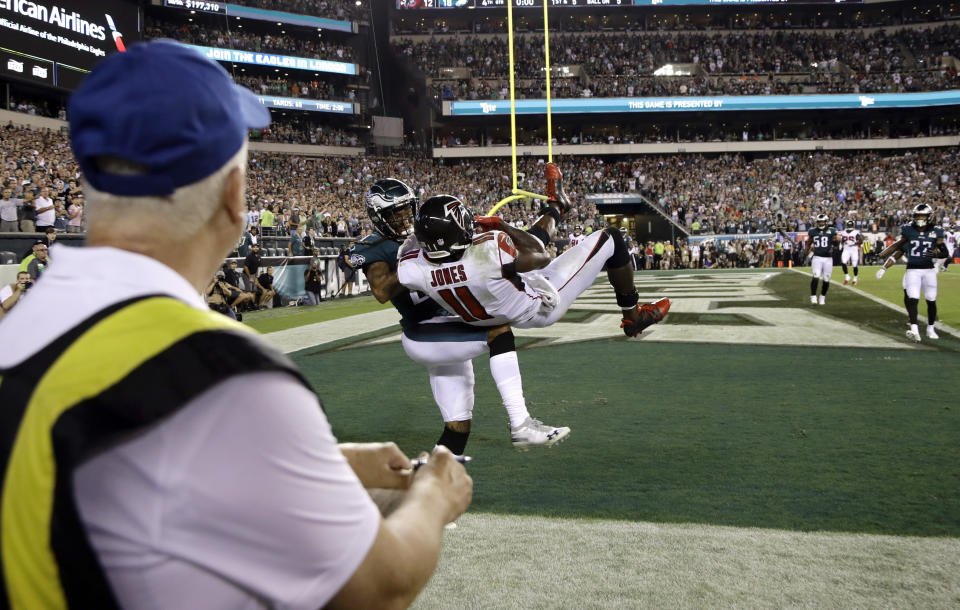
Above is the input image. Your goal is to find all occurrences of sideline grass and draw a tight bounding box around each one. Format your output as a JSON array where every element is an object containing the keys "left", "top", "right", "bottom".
[
  {"left": 794, "top": 265, "right": 960, "bottom": 328},
  {"left": 243, "top": 295, "right": 390, "bottom": 333},
  {"left": 414, "top": 513, "right": 960, "bottom": 610},
  {"left": 760, "top": 271, "right": 960, "bottom": 353}
]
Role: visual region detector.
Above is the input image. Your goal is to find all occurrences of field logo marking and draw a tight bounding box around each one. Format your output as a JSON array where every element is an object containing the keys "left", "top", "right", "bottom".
[{"left": 265, "top": 271, "right": 910, "bottom": 353}]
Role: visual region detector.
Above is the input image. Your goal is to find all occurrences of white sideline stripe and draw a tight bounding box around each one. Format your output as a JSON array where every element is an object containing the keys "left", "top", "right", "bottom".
[
  {"left": 416, "top": 512, "right": 960, "bottom": 609},
  {"left": 262, "top": 309, "right": 400, "bottom": 354},
  {"left": 788, "top": 267, "right": 960, "bottom": 340}
]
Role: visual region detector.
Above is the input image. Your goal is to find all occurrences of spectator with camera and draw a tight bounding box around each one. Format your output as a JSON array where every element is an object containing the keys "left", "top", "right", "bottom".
[
  {"left": 0, "top": 271, "right": 31, "bottom": 318},
  {"left": 222, "top": 261, "right": 257, "bottom": 312},
  {"left": 304, "top": 258, "right": 325, "bottom": 305}
]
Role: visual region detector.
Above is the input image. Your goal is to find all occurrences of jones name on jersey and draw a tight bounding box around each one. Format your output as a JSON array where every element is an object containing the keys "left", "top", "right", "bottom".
[{"left": 397, "top": 230, "right": 544, "bottom": 327}]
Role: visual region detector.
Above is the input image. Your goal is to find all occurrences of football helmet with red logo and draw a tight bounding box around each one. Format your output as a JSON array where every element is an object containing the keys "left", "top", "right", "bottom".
[{"left": 415, "top": 194, "right": 474, "bottom": 261}]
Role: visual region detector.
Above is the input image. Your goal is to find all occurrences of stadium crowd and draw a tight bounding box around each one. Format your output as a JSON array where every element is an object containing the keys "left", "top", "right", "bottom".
[
  {"left": 397, "top": 25, "right": 960, "bottom": 96},
  {"left": 403, "top": 7, "right": 954, "bottom": 35},
  {"left": 248, "top": 120, "right": 360, "bottom": 146},
  {"left": 3, "top": 122, "right": 958, "bottom": 243},
  {"left": 439, "top": 118, "right": 960, "bottom": 148},
  {"left": 231, "top": 0, "right": 364, "bottom": 21},
  {"left": 146, "top": 18, "right": 355, "bottom": 61},
  {"left": 434, "top": 66, "right": 958, "bottom": 101},
  {"left": 234, "top": 75, "right": 359, "bottom": 103}
]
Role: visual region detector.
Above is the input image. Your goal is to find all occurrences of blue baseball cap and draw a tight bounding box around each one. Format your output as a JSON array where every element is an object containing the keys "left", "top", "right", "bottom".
[{"left": 69, "top": 40, "right": 270, "bottom": 197}]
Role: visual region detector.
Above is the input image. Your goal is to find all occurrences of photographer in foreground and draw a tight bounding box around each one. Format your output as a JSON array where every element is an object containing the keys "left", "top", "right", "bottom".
[
  {"left": 0, "top": 41, "right": 471, "bottom": 610},
  {"left": 0, "top": 271, "right": 30, "bottom": 319}
]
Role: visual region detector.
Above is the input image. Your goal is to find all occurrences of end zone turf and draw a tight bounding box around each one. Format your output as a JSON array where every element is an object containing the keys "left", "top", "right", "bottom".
[{"left": 253, "top": 268, "right": 960, "bottom": 607}]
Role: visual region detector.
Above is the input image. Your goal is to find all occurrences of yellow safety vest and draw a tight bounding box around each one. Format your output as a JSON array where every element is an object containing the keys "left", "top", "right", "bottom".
[{"left": 0, "top": 296, "right": 312, "bottom": 609}]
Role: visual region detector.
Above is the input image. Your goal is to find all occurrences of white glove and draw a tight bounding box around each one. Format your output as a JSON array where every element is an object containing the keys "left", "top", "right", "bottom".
[
  {"left": 524, "top": 272, "right": 559, "bottom": 313},
  {"left": 875, "top": 267, "right": 886, "bottom": 279}
]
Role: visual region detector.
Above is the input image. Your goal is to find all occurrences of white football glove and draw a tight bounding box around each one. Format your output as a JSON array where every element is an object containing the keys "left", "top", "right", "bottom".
[
  {"left": 875, "top": 267, "right": 886, "bottom": 279},
  {"left": 524, "top": 272, "right": 559, "bottom": 313}
]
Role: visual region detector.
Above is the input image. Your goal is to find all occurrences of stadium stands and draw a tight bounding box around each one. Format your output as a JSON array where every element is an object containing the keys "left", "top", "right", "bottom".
[
  {"left": 394, "top": 25, "right": 960, "bottom": 101},
  {"left": 7, "top": 120, "right": 956, "bottom": 245}
]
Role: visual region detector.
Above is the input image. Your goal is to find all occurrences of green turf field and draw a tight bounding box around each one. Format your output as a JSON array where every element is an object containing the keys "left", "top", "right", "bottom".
[
  {"left": 796, "top": 264, "right": 960, "bottom": 329},
  {"left": 243, "top": 295, "right": 391, "bottom": 333},
  {"left": 256, "top": 268, "right": 960, "bottom": 607}
]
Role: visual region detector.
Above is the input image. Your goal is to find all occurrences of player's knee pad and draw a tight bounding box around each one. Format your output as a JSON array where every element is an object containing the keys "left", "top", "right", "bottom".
[
  {"left": 604, "top": 227, "right": 630, "bottom": 268},
  {"left": 527, "top": 225, "right": 551, "bottom": 248},
  {"left": 488, "top": 330, "right": 516, "bottom": 356}
]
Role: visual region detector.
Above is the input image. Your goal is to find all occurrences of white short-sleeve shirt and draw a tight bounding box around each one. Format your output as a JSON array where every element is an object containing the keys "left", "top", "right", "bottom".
[{"left": 0, "top": 246, "right": 380, "bottom": 610}]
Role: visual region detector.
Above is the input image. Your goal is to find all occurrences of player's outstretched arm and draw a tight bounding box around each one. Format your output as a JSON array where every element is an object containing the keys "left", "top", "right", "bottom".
[
  {"left": 877, "top": 236, "right": 907, "bottom": 260},
  {"left": 876, "top": 248, "right": 904, "bottom": 279},
  {"left": 496, "top": 222, "right": 552, "bottom": 271},
  {"left": 365, "top": 261, "right": 404, "bottom": 303}
]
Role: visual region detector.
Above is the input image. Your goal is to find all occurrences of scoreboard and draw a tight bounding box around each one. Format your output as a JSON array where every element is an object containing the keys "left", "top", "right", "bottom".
[{"left": 0, "top": 0, "right": 140, "bottom": 89}]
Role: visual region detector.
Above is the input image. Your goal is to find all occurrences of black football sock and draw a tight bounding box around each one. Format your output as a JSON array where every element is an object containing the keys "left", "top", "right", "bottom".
[
  {"left": 436, "top": 424, "right": 470, "bottom": 455},
  {"left": 810, "top": 278, "right": 819, "bottom": 296},
  {"left": 905, "top": 297, "right": 920, "bottom": 325},
  {"left": 926, "top": 300, "right": 937, "bottom": 325},
  {"left": 853, "top": 266, "right": 859, "bottom": 277},
  {"left": 842, "top": 263, "right": 849, "bottom": 275},
  {"left": 821, "top": 281, "right": 830, "bottom": 297}
]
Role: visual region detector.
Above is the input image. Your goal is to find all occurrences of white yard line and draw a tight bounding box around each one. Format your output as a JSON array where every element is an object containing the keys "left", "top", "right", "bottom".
[{"left": 261, "top": 309, "right": 400, "bottom": 354}]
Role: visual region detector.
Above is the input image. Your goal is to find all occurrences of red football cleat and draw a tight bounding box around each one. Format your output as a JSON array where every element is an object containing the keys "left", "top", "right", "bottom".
[
  {"left": 544, "top": 162, "right": 571, "bottom": 216},
  {"left": 621, "top": 297, "right": 671, "bottom": 337},
  {"left": 545, "top": 162, "right": 562, "bottom": 201}
]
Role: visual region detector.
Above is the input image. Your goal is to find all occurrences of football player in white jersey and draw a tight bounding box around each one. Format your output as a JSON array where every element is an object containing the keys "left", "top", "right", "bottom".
[
  {"left": 839, "top": 219, "right": 864, "bottom": 285},
  {"left": 935, "top": 221, "right": 956, "bottom": 272},
  {"left": 351, "top": 178, "right": 569, "bottom": 451},
  {"left": 568, "top": 225, "right": 586, "bottom": 249},
  {"left": 397, "top": 166, "right": 670, "bottom": 339}
]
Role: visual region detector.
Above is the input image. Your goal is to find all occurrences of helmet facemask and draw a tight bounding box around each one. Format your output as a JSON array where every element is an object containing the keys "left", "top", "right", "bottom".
[
  {"left": 913, "top": 204, "right": 933, "bottom": 229},
  {"left": 366, "top": 179, "right": 418, "bottom": 240}
]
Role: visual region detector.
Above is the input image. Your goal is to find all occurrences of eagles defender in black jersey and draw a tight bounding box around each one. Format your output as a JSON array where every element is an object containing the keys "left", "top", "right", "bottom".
[
  {"left": 876, "top": 203, "right": 948, "bottom": 341},
  {"left": 804, "top": 214, "right": 840, "bottom": 305}
]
